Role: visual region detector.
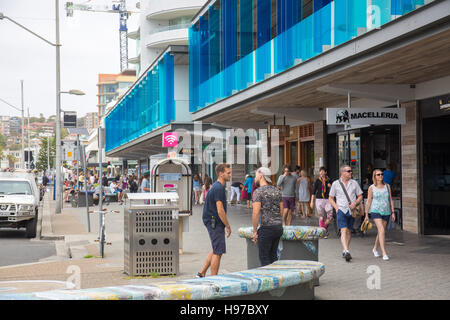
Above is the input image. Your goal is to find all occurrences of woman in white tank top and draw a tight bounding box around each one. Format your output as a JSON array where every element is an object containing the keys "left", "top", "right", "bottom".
[{"left": 365, "top": 169, "right": 395, "bottom": 261}]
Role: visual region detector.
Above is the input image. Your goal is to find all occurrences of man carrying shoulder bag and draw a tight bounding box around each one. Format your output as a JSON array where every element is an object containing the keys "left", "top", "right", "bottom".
[{"left": 329, "top": 165, "right": 364, "bottom": 262}]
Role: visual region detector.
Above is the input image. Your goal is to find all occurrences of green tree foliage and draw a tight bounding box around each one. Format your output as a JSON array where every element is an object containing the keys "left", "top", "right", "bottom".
[
  {"left": 0, "top": 134, "right": 6, "bottom": 161},
  {"left": 61, "top": 128, "right": 69, "bottom": 140},
  {"left": 0, "top": 134, "right": 6, "bottom": 148},
  {"left": 36, "top": 137, "right": 56, "bottom": 172},
  {"left": 7, "top": 154, "right": 18, "bottom": 168}
]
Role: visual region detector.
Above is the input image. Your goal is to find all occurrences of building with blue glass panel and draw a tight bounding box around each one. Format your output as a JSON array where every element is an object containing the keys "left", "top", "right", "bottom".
[
  {"left": 188, "top": 0, "right": 450, "bottom": 235},
  {"left": 105, "top": 46, "right": 188, "bottom": 158}
]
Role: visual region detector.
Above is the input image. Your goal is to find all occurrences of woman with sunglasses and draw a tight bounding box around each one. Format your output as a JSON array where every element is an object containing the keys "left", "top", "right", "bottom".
[{"left": 365, "top": 169, "right": 395, "bottom": 261}]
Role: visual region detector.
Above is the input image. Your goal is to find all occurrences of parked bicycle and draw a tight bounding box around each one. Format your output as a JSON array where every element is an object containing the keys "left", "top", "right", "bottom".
[{"left": 88, "top": 208, "right": 120, "bottom": 258}]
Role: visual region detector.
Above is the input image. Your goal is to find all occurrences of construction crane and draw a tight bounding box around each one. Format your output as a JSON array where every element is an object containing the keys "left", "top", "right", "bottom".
[{"left": 65, "top": 1, "right": 139, "bottom": 72}]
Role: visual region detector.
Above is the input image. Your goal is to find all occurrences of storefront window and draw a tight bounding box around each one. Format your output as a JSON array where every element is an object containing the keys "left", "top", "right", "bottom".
[
  {"left": 337, "top": 131, "right": 361, "bottom": 183},
  {"left": 422, "top": 115, "right": 450, "bottom": 235}
]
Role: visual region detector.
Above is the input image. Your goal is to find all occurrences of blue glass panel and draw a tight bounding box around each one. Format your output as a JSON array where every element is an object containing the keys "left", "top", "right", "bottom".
[
  {"left": 209, "top": 5, "right": 222, "bottom": 78},
  {"left": 313, "top": 0, "right": 331, "bottom": 12},
  {"left": 222, "top": 0, "right": 238, "bottom": 69},
  {"left": 240, "top": 0, "right": 254, "bottom": 58},
  {"left": 370, "top": 0, "right": 391, "bottom": 27},
  {"left": 105, "top": 53, "right": 175, "bottom": 152},
  {"left": 313, "top": 2, "right": 331, "bottom": 54},
  {"left": 391, "top": 0, "right": 416, "bottom": 15},
  {"left": 189, "top": 25, "right": 200, "bottom": 112},
  {"left": 189, "top": 0, "right": 426, "bottom": 113},
  {"left": 300, "top": 12, "right": 314, "bottom": 61},
  {"left": 334, "top": 0, "right": 367, "bottom": 46},
  {"left": 256, "top": 39, "right": 271, "bottom": 82},
  {"left": 257, "top": 0, "right": 271, "bottom": 48}
]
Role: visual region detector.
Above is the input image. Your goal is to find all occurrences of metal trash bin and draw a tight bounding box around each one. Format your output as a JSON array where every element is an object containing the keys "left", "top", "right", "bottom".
[{"left": 124, "top": 193, "right": 180, "bottom": 276}]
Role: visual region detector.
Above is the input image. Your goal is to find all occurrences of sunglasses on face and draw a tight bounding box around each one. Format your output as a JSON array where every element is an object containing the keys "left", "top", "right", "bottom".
[
  {"left": 345, "top": 170, "right": 352, "bottom": 173},
  {"left": 376, "top": 173, "right": 384, "bottom": 176}
]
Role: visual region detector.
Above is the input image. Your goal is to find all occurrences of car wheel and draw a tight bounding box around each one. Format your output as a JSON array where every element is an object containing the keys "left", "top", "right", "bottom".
[{"left": 25, "top": 211, "right": 37, "bottom": 238}]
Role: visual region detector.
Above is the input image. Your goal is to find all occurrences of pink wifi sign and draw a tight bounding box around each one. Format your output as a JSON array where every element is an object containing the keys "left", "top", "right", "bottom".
[{"left": 163, "top": 132, "right": 178, "bottom": 147}]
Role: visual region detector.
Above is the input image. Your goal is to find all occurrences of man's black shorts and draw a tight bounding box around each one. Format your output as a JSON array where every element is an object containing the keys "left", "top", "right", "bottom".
[{"left": 205, "top": 223, "right": 226, "bottom": 255}]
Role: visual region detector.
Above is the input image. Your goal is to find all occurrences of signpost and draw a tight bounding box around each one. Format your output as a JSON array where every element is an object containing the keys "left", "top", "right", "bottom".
[
  {"left": 63, "top": 111, "right": 77, "bottom": 128},
  {"left": 326, "top": 108, "right": 406, "bottom": 126},
  {"left": 98, "top": 127, "right": 105, "bottom": 240}
]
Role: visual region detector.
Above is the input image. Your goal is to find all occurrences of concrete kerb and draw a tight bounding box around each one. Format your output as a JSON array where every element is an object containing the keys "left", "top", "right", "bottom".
[{"left": 39, "top": 192, "right": 65, "bottom": 241}]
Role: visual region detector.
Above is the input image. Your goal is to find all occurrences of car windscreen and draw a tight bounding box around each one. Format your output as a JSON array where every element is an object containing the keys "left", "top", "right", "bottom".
[{"left": 0, "top": 181, "right": 32, "bottom": 195}]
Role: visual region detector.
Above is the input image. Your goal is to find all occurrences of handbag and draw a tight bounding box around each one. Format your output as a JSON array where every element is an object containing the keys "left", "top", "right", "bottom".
[
  {"left": 339, "top": 180, "right": 364, "bottom": 218},
  {"left": 386, "top": 184, "right": 396, "bottom": 231},
  {"left": 241, "top": 188, "right": 248, "bottom": 200}
]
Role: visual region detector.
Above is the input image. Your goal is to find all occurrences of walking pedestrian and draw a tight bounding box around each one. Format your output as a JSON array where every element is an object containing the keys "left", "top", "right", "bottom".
[
  {"left": 193, "top": 174, "right": 202, "bottom": 205},
  {"left": 141, "top": 171, "right": 150, "bottom": 193},
  {"left": 137, "top": 175, "right": 144, "bottom": 193},
  {"left": 383, "top": 163, "right": 397, "bottom": 187},
  {"left": 197, "top": 164, "right": 232, "bottom": 278},
  {"left": 277, "top": 164, "right": 297, "bottom": 226},
  {"left": 129, "top": 175, "right": 138, "bottom": 193},
  {"left": 140, "top": 171, "right": 151, "bottom": 204},
  {"left": 122, "top": 174, "right": 128, "bottom": 192},
  {"left": 329, "top": 165, "right": 364, "bottom": 262},
  {"left": 201, "top": 176, "right": 213, "bottom": 204},
  {"left": 292, "top": 165, "right": 302, "bottom": 180},
  {"left": 230, "top": 181, "right": 243, "bottom": 204},
  {"left": 244, "top": 174, "right": 254, "bottom": 209},
  {"left": 297, "top": 170, "right": 312, "bottom": 219},
  {"left": 252, "top": 167, "right": 284, "bottom": 266},
  {"left": 310, "top": 167, "right": 333, "bottom": 238},
  {"left": 365, "top": 169, "right": 395, "bottom": 261}
]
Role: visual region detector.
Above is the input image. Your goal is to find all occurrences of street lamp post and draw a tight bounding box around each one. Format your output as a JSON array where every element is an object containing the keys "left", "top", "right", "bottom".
[
  {"left": 55, "top": 0, "right": 62, "bottom": 213},
  {"left": 21, "top": 80, "right": 25, "bottom": 169}
]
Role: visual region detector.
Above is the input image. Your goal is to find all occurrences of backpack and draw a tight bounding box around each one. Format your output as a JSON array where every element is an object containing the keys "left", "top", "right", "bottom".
[{"left": 130, "top": 181, "right": 138, "bottom": 193}]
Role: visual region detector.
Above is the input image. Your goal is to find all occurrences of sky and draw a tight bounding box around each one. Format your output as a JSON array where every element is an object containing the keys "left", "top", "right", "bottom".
[{"left": 0, "top": 0, "right": 139, "bottom": 119}]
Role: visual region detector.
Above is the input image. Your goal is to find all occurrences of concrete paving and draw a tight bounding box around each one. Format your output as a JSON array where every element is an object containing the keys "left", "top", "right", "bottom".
[{"left": 0, "top": 192, "right": 449, "bottom": 299}]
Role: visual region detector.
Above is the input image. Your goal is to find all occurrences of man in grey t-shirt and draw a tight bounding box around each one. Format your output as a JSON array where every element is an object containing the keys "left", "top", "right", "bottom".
[{"left": 277, "top": 164, "right": 297, "bottom": 226}]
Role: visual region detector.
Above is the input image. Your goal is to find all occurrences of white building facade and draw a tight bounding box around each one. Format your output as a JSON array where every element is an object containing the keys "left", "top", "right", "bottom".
[{"left": 128, "top": 0, "right": 206, "bottom": 77}]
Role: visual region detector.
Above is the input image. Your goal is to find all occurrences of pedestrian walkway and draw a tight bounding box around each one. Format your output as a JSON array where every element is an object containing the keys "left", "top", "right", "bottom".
[{"left": 0, "top": 194, "right": 449, "bottom": 299}]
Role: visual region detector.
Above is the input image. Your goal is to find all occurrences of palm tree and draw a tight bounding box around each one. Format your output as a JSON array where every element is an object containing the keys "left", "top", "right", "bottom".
[{"left": 7, "top": 154, "right": 18, "bottom": 169}]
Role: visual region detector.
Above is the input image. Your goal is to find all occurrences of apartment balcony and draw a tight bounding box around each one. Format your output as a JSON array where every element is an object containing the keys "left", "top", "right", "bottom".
[
  {"left": 128, "top": 54, "right": 141, "bottom": 65},
  {"left": 146, "top": 0, "right": 204, "bottom": 20},
  {"left": 146, "top": 27, "right": 188, "bottom": 48},
  {"left": 128, "top": 28, "right": 140, "bottom": 40}
]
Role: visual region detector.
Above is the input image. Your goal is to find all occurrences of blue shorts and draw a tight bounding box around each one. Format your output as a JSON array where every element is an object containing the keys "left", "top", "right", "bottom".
[
  {"left": 205, "top": 223, "right": 226, "bottom": 255},
  {"left": 337, "top": 209, "right": 355, "bottom": 230},
  {"left": 371, "top": 212, "right": 390, "bottom": 223}
]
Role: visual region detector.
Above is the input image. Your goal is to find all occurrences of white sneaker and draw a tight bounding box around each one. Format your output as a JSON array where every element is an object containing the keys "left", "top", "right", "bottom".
[
  {"left": 383, "top": 255, "right": 389, "bottom": 261},
  {"left": 373, "top": 249, "right": 381, "bottom": 257}
]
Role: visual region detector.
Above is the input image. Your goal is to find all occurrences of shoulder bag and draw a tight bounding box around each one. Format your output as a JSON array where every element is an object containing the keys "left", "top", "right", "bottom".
[{"left": 339, "top": 180, "right": 364, "bottom": 218}]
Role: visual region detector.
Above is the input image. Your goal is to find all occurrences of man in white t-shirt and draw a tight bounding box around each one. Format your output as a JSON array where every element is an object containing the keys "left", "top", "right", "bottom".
[{"left": 329, "top": 165, "right": 363, "bottom": 262}]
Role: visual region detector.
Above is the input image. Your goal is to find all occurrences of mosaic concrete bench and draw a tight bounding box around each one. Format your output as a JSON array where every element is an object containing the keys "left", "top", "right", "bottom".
[
  {"left": 239, "top": 226, "right": 327, "bottom": 286},
  {"left": 0, "top": 260, "right": 325, "bottom": 300},
  {"left": 104, "top": 192, "right": 118, "bottom": 204}
]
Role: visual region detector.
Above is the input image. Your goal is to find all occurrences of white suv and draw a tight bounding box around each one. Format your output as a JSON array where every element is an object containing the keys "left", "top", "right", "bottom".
[{"left": 0, "top": 172, "right": 40, "bottom": 238}]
